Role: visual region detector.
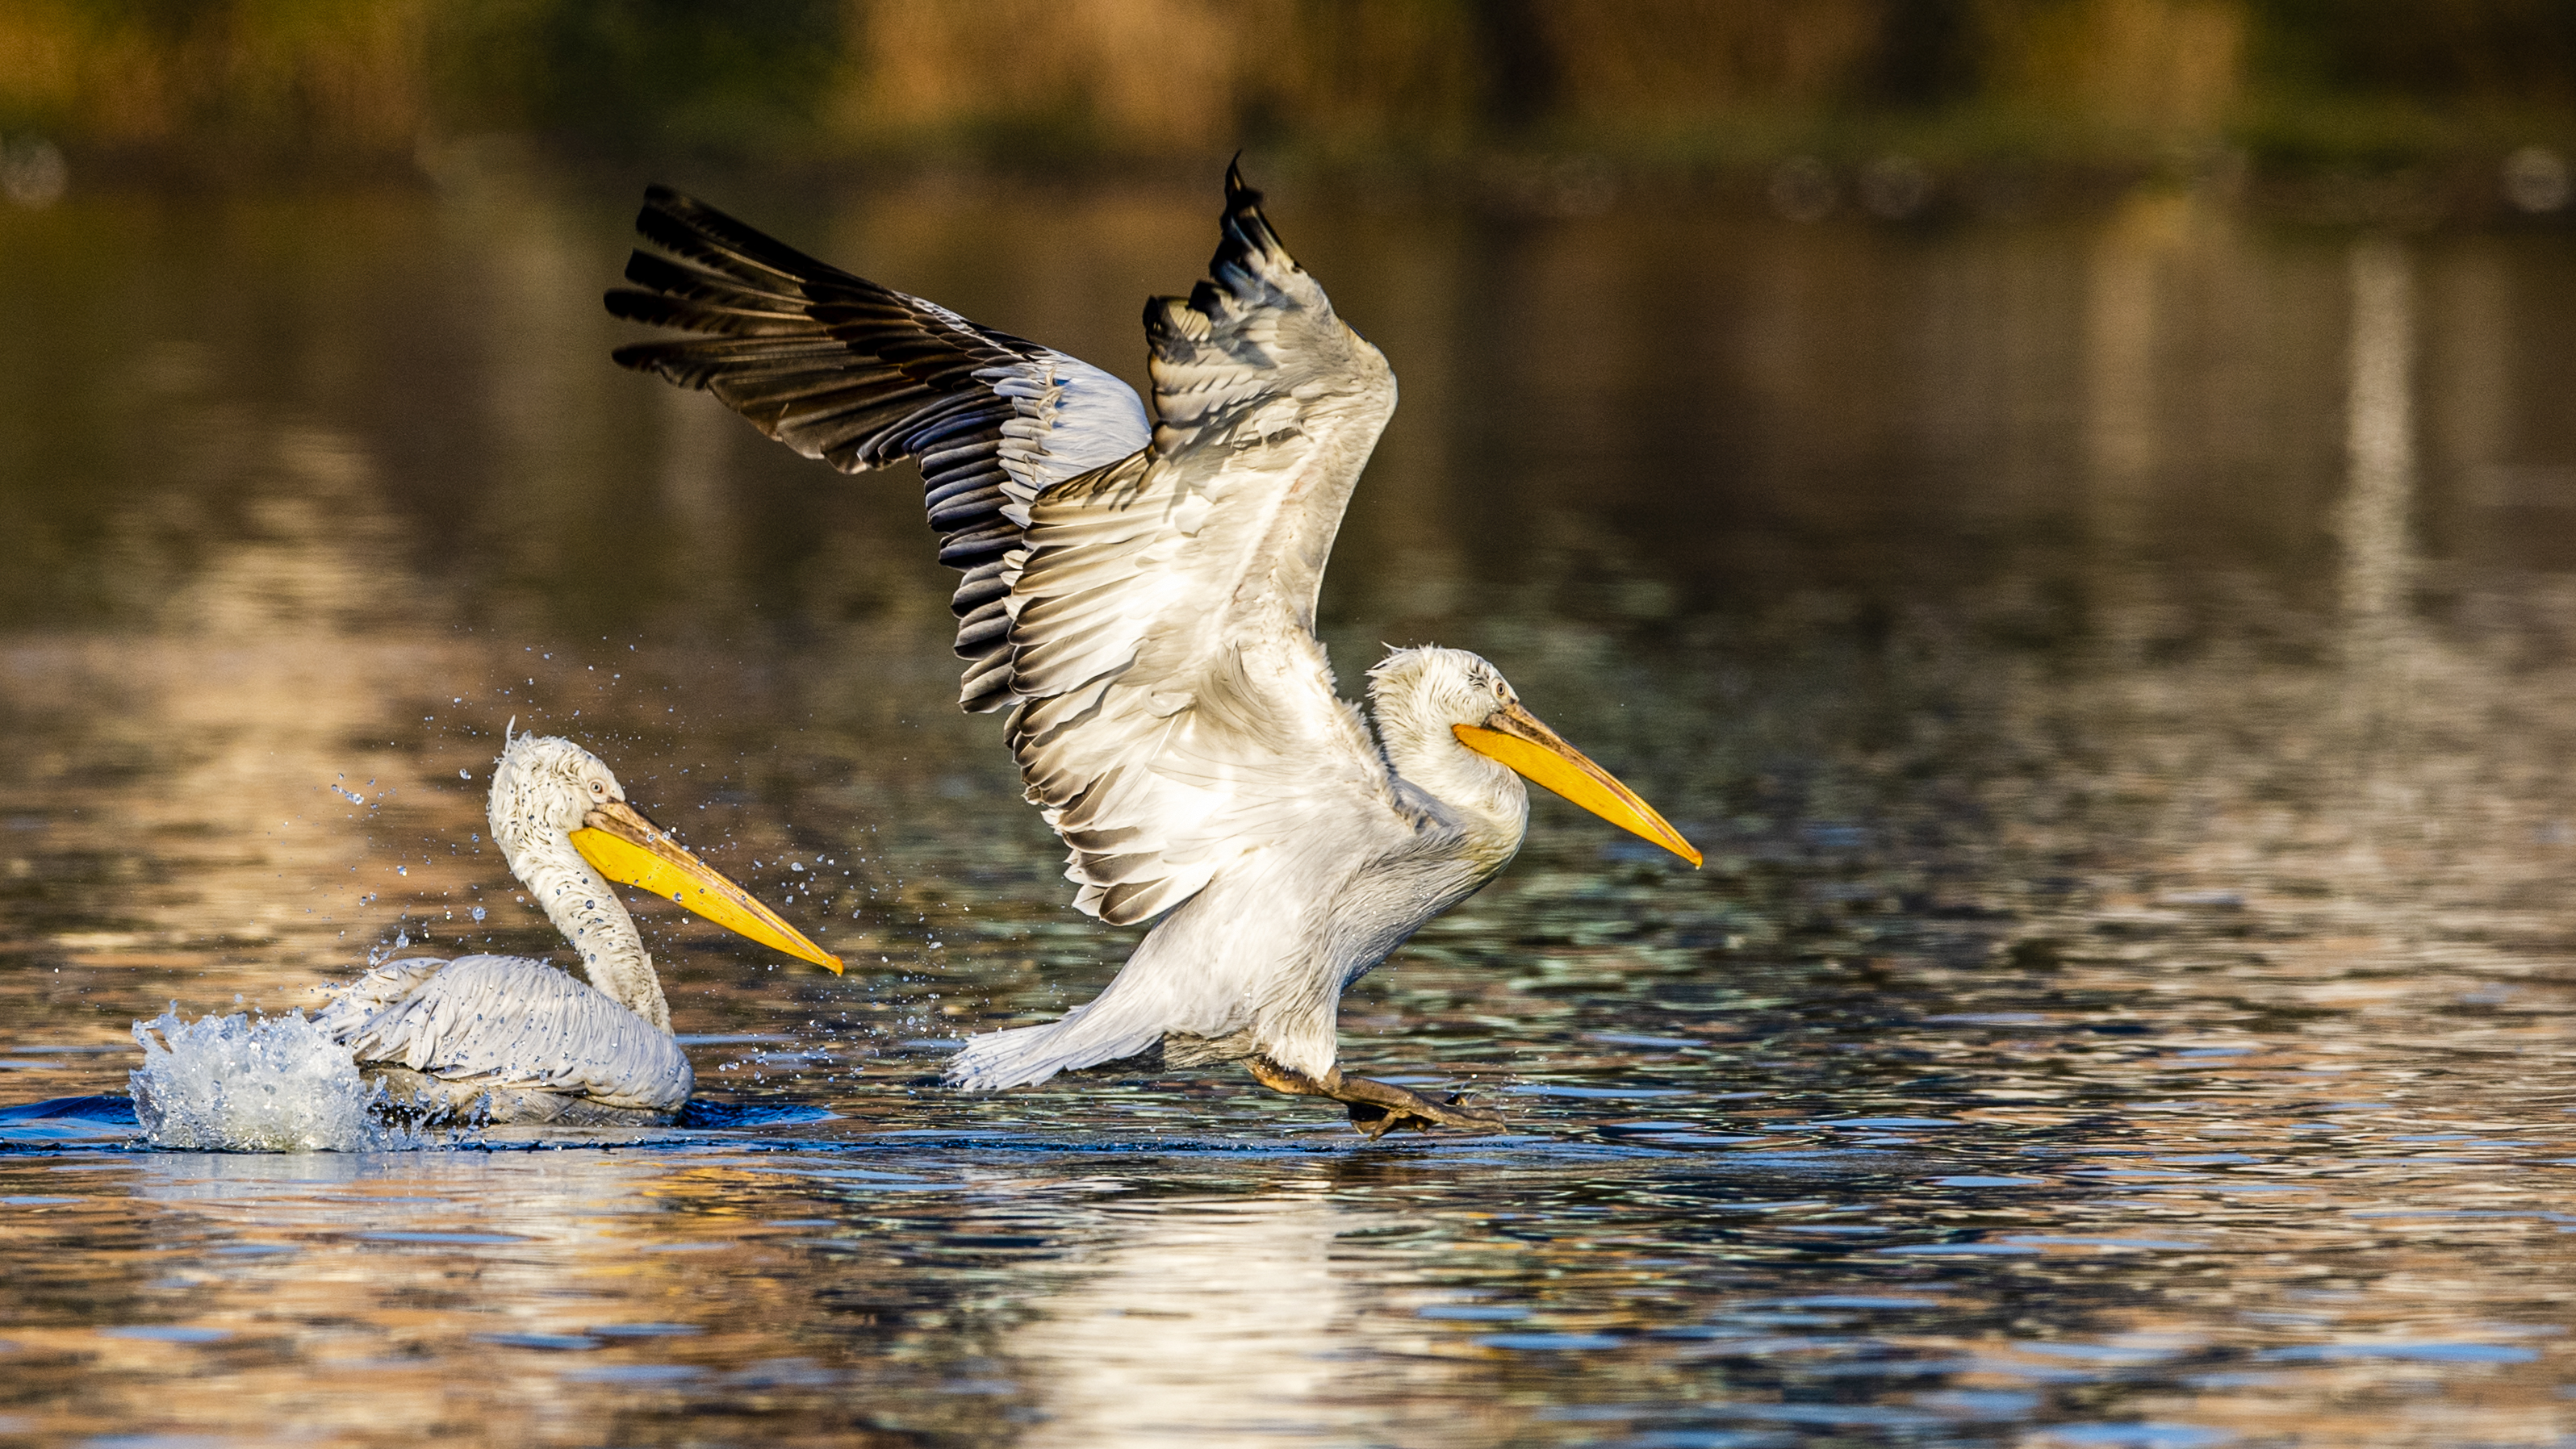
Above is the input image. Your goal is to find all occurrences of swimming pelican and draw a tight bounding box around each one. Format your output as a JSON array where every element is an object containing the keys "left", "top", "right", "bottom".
[
  {"left": 314, "top": 733, "right": 842, "bottom": 1125},
  {"left": 604, "top": 166, "right": 1698, "bottom": 1134}
]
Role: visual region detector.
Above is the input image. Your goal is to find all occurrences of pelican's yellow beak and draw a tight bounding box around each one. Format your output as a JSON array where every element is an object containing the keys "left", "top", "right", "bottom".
[
  {"left": 1454, "top": 703, "right": 1701, "bottom": 867},
  {"left": 569, "top": 799, "right": 844, "bottom": 973}
]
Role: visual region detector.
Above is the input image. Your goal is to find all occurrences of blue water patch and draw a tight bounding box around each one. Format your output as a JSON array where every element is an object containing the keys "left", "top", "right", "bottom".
[
  {"left": 1478, "top": 1332, "right": 1624, "bottom": 1351},
  {"left": 0, "top": 1095, "right": 139, "bottom": 1143},
  {"left": 1603, "top": 1430, "right": 1788, "bottom": 1448},
  {"left": 475, "top": 1332, "right": 600, "bottom": 1351},
  {"left": 2257, "top": 1342, "right": 2539, "bottom": 1363},
  {"left": 1645, "top": 1134, "right": 1773, "bottom": 1145},
  {"left": 562, "top": 1363, "right": 704, "bottom": 1384},
  {"left": 1876, "top": 1242, "right": 2041, "bottom": 1256},
  {"left": 1932, "top": 1175, "right": 2049, "bottom": 1186},
  {"left": 358, "top": 1230, "right": 529, "bottom": 1246},
  {"left": 1420, "top": 1304, "right": 1531, "bottom": 1321},
  {"left": 1707, "top": 1403, "right": 1950, "bottom": 1427},
  {"left": 98, "top": 1326, "right": 228, "bottom": 1344},
  {"left": 1758, "top": 1296, "right": 1948, "bottom": 1310},
  {"left": 1508, "top": 1085, "right": 1694, "bottom": 1099},
  {"left": 674, "top": 1100, "right": 838, "bottom": 1129},
  {"left": 2036, "top": 1424, "right": 2231, "bottom": 1447}
]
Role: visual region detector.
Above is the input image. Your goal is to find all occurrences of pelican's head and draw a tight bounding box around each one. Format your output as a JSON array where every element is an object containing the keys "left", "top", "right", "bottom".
[
  {"left": 487, "top": 733, "right": 843, "bottom": 973},
  {"left": 1368, "top": 647, "right": 1700, "bottom": 866},
  {"left": 489, "top": 733, "right": 630, "bottom": 837}
]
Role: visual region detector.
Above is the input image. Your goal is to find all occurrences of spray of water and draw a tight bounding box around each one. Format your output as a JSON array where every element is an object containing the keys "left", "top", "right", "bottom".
[{"left": 128, "top": 1008, "right": 374, "bottom": 1151}]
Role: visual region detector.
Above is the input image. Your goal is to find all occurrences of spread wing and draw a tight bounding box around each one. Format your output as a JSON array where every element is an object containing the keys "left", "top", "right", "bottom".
[
  {"left": 1005, "top": 165, "right": 1406, "bottom": 924},
  {"left": 605, "top": 166, "right": 1408, "bottom": 928},
  {"left": 604, "top": 186, "right": 1151, "bottom": 712},
  {"left": 316, "top": 956, "right": 694, "bottom": 1113}
]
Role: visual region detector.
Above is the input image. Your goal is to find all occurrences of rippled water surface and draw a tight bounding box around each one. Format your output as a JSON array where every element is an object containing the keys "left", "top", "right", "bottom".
[{"left": 4, "top": 170, "right": 2576, "bottom": 1447}]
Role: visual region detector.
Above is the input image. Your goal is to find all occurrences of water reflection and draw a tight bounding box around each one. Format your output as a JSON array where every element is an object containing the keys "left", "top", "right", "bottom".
[
  {"left": 2, "top": 174, "right": 2575, "bottom": 1443},
  {"left": 1010, "top": 1193, "right": 1363, "bottom": 1447}
]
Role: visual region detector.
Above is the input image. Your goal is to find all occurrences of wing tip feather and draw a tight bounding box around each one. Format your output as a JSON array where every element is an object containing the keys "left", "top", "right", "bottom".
[{"left": 1215, "top": 158, "right": 1291, "bottom": 276}]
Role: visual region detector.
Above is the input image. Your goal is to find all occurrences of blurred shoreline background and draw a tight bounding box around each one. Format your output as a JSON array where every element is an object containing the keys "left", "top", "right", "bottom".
[{"left": 0, "top": 0, "right": 2570, "bottom": 225}]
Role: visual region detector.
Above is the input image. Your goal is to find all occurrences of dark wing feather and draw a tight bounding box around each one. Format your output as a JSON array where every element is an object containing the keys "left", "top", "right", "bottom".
[{"left": 604, "top": 186, "right": 1149, "bottom": 711}]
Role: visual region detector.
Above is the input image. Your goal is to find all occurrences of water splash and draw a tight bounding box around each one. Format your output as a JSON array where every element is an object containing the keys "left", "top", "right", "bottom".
[{"left": 128, "top": 1008, "right": 371, "bottom": 1151}]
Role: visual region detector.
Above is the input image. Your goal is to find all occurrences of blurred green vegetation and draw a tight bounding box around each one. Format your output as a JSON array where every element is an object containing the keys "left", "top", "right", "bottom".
[
  {"left": 430, "top": 0, "right": 844, "bottom": 155},
  {"left": 0, "top": 0, "right": 2567, "bottom": 182}
]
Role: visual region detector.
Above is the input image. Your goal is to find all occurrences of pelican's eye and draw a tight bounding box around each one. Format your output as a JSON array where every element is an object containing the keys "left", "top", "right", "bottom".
[{"left": 589, "top": 779, "right": 608, "bottom": 799}]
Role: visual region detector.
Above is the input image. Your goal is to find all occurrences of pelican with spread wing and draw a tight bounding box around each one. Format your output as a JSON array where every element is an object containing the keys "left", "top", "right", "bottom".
[
  {"left": 605, "top": 167, "right": 1697, "bottom": 1134},
  {"left": 315, "top": 732, "right": 841, "bottom": 1125}
]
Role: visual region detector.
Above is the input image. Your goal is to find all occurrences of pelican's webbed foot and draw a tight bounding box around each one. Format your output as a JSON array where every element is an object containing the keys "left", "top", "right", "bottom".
[{"left": 1246, "top": 1058, "right": 1506, "bottom": 1138}]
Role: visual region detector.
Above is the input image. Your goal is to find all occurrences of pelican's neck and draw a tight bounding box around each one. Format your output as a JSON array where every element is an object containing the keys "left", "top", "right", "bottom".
[
  {"left": 1373, "top": 704, "right": 1530, "bottom": 875},
  {"left": 500, "top": 825, "right": 673, "bottom": 1034}
]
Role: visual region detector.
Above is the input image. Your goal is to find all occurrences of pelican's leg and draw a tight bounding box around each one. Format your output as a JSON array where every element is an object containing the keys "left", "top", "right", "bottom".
[{"left": 1245, "top": 1057, "right": 1506, "bottom": 1138}]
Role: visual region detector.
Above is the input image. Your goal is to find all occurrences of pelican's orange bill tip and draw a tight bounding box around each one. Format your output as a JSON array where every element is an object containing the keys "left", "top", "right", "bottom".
[
  {"left": 1453, "top": 719, "right": 1703, "bottom": 868},
  {"left": 570, "top": 802, "right": 844, "bottom": 973}
]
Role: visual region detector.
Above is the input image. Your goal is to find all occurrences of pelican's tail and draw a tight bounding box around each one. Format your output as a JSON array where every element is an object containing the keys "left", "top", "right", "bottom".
[{"left": 944, "top": 999, "right": 1165, "bottom": 1092}]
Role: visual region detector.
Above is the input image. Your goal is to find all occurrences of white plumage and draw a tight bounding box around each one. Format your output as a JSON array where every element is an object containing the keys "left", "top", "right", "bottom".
[
  {"left": 608, "top": 167, "right": 1697, "bottom": 1133},
  {"left": 316, "top": 733, "right": 836, "bottom": 1125},
  {"left": 319, "top": 955, "right": 694, "bottom": 1125}
]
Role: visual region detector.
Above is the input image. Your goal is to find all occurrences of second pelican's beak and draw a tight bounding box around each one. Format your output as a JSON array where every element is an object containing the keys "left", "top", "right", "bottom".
[
  {"left": 570, "top": 800, "right": 845, "bottom": 974},
  {"left": 1455, "top": 704, "right": 1702, "bottom": 866}
]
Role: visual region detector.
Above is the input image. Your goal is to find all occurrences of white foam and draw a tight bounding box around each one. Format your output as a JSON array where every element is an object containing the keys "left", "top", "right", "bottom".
[{"left": 128, "top": 1007, "right": 373, "bottom": 1152}]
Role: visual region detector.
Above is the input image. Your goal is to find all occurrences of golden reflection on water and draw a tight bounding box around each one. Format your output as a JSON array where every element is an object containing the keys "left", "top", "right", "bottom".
[
  {"left": 1, "top": 173, "right": 2575, "bottom": 1444},
  {"left": 1006, "top": 1194, "right": 1373, "bottom": 1447}
]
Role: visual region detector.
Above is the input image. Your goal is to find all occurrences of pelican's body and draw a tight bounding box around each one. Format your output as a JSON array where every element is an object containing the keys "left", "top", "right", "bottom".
[
  {"left": 950, "top": 647, "right": 1545, "bottom": 1093},
  {"left": 608, "top": 169, "right": 1696, "bottom": 1132},
  {"left": 321, "top": 954, "right": 695, "bottom": 1125},
  {"left": 315, "top": 733, "right": 839, "bottom": 1125}
]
